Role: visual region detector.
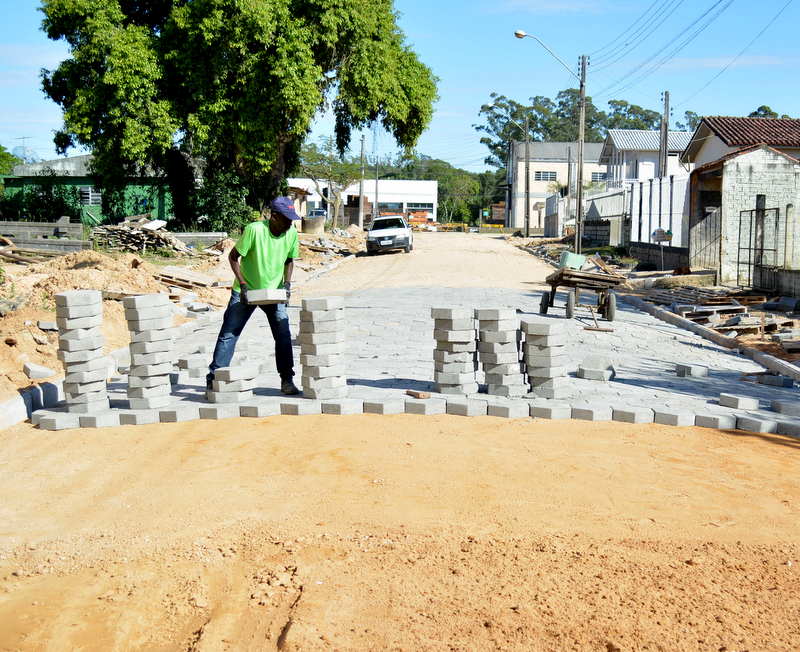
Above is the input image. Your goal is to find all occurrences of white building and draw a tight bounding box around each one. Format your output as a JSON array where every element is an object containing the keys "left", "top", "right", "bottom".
[
  {"left": 288, "top": 178, "right": 438, "bottom": 221},
  {"left": 506, "top": 141, "right": 605, "bottom": 230},
  {"left": 599, "top": 129, "right": 694, "bottom": 187}
]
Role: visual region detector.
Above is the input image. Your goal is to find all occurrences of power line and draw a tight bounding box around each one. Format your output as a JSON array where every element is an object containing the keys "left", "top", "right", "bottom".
[
  {"left": 593, "top": 0, "right": 734, "bottom": 100},
  {"left": 590, "top": 0, "right": 666, "bottom": 57},
  {"left": 592, "top": 0, "right": 686, "bottom": 69},
  {"left": 675, "top": 0, "right": 795, "bottom": 109}
]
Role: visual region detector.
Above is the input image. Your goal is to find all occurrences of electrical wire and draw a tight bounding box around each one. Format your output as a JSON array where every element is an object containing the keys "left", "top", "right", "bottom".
[
  {"left": 590, "top": 0, "right": 666, "bottom": 57},
  {"left": 591, "top": 0, "right": 686, "bottom": 69},
  {"left": 674, "top": 0, "right": 795, "bottom": 109},
  {"left": 593, "top": 0, "right": 734, "bottom": 100}
]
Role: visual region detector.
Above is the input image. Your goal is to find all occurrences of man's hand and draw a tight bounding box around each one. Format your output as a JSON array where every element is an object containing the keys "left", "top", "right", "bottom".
[
  {"left": 239, "top": 283, "right": 249, "bottom": 305},
  {"left": 283, "top": 281, "right": 292, "bottom": 303}
]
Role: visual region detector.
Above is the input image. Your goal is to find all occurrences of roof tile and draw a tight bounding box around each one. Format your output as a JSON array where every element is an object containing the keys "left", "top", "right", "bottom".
[{"left": 704, "top": 116, "right": 800, "bottom": 147}]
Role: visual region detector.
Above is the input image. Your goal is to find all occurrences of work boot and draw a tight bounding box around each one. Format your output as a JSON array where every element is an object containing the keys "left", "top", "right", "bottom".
[
  {"left": 280, "top": 379, "right": 300, "bottom": 395},
  {"left": 206, "top": 374, "right": 214, "bottom": 391}
]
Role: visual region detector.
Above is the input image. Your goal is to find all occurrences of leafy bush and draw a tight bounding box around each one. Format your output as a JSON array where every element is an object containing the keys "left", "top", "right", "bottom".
[
  {"left": 0, "top": 170, "right": 82, "bottom": 222},
  {"left": 193, "top": 171, "right": 253, "bottom": 233}
]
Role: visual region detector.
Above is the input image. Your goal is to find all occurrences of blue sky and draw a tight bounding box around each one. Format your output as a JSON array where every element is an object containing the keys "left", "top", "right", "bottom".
[{"left": 1, "top": 0, "right": 798, "bottom": 172}]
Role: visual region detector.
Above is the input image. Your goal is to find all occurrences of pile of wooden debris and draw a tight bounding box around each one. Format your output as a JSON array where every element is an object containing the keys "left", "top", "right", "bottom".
[{"left": 91, "top": 215, "right": 195, "bottom": 256}]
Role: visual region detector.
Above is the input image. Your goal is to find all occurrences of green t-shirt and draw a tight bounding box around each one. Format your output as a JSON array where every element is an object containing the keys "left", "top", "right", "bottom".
[{"left": 234, "top": 221, "right": 299, "bottom": 291}]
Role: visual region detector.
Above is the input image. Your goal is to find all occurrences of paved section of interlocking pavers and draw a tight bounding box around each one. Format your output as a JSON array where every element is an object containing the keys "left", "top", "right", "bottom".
[{"left": 73, "top": 286, "right": 798, "bottom": 427}]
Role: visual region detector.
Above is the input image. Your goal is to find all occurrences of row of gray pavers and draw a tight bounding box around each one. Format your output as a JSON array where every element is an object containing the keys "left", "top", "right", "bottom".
[{"left": 30, "top": 393, "right": 800, "bottom": 436}]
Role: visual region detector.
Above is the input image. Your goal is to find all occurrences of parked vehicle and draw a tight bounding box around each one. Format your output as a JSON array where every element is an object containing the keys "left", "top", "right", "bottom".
[
  {"left": 307, "top": 208, "right": 327, "bottom": 219},
  {"left": 366, "top": 215, "right": 413, "bottom": 254}
]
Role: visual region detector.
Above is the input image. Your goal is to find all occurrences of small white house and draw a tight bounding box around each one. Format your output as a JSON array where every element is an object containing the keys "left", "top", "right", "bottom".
[{"left": 599, "top": 129, "right": 694, "bottom": 188}]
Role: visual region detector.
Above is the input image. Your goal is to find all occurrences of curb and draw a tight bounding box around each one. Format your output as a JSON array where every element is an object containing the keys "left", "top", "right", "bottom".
[
  {"left": 304, "top": 254, "right": 355, "bottom": 283},
  {"left": 620, "top": 294, "right": 800, "bottom": 381}
]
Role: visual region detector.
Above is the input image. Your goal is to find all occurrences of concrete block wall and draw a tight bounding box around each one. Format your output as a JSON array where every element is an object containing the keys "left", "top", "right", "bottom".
[
  {"left": 0, "top": 216, "right": 83, "bottom": 240},
  {"left": 629, "top": 243, "right": 689, "bottom": 270}
]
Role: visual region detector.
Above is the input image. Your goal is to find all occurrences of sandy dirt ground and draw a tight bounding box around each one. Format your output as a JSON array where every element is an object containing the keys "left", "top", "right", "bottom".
[{"left": 1, "top": 233, "right": 799, "bottom": 650}]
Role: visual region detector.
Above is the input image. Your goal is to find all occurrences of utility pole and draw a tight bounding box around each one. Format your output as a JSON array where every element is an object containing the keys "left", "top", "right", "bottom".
[
  {"left": 373, "top": 125, "right": 379, "bottom": 221},
  {"left": 358, "top": 134, "right": 366, "bottom": 229},
  {"left": 524, "top": 114, "right": 531, "bottom": 238},
  {"left": 575, "top": 54, "right": 587, "bottom": 254},
  {"left": 659, "top": 90, "right": 670, "bottom": 178},
  {"left": 566, "top": 146, "right": 573, "bottom": 234}
]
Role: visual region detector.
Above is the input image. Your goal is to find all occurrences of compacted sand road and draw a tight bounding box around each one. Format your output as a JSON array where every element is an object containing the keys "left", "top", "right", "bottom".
[{"left": 1, "top": 233, "right": 799, "bottom": 651}]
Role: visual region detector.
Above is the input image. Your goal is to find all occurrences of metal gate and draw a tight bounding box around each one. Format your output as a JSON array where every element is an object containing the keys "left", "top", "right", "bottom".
[
  {"left": 689, "top": 207, "right": 721, "bottom": 270},
  {"left": 737, "top": 207, "right": 783, "bottom": 290}
]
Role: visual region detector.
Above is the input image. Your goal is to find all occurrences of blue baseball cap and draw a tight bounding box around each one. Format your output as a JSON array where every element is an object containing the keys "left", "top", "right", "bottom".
[{"left": 269, "top": 196, "right": 301, "bottom": 220}]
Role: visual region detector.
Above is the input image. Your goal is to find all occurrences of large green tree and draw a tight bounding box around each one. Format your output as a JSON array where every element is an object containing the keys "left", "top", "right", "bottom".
[
  {"left": 40, "top": 0, "right": 437, "bottom": 225},
  {"left": 604, "top": 100, "right": 660, "bottom": 131},
  {"left": 0, "top": 145, "right": 22, "bottom": 176}
]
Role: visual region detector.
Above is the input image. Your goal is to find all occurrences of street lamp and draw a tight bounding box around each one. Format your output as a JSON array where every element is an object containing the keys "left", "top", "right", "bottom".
[{"left": 515, "top": 30, "right": 587, "bottom": 254}]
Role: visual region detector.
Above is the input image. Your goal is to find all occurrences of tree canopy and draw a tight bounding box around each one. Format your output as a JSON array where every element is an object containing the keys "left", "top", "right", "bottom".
[
  {"left": 40, "top": 0, "right": 437, "bottom": 222},
  {"left": 748, "top": 105, "right": 791, "bottom": 119},
  {"left": 474, "top": 91, "right": 663, "bottom": 168},
  {"left": 0, "top": 145, "right": 22, "bottom": 176}
]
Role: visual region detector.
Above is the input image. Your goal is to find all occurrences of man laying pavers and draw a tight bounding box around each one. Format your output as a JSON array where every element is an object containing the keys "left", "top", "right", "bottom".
[{"left": 206, "top": 197, "right": 301, "bottom": 395}]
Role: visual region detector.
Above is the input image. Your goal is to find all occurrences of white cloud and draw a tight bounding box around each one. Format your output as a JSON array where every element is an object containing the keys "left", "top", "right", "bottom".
[{"left": 662, "top": 55, "right": 794, "bottom": 70}]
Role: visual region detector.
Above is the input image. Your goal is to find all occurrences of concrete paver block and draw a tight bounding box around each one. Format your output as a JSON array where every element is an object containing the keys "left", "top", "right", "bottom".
[
  {"left": 302, "top": 376, "right": 346, "bottom": 391},
  {"left": 571, "top": 404, "right": 613, "bottom": 421},
  {"left": 299, "top": 308, "right": 344, "bottom": 323},
  {"left": 478, "top": 352, "right": 519, "bottom": 365},
  {"left": 59, "top": 349, "right": 104, "bottom": 366},
  {"left": 119, "top": 410, "right": 160, "bottom": 425},
  {"left": 529, "top": 377, "right": 569, "bottom": 390},
  {"left": 612, "top": 407, "right": 655, "bottom": 424},
  {"left": 487, "top": 401, "right": 529, "bottom": 418},
  {"left": 122, "top": 294, "right": 170, "bottom": 309},
  {"left": 321, "top": 399, "right": 363, "bottom": 415},
  {"left": 212, "top": 378, "right": 258, "bottom": 392},
  {"left": 297, "top": 330, "right": 347, "bottom": 345},
  {"left": 214, "top": 365, "right": 260, "bottom": 382},
  {"left": 56, "top": 303, "right": 102, "bottom": 319},
  {"left": 129, "top": 328, "right": 176, "bottom": 343},
  {"left": 23, "top": 363, "right": 55, "bottom": 379},
  {"left": 405, "top": 398, "right": 447, "bottom": 415},
  {"left": 434, "top": 361, "right": 477, "bottom": 374},
  {"left": 483, "top": 362, "right": 523, "bottom": 375},
  {"left": 521, "top": 320, "right": 559, "bottom": 336},
  {"left": 199, "top": 404, "right": 240, "bottom": 420},
  {"left": 434, "top": 329, "right": 476, "bottom": 343},
  {"left": 431, "top": 307, "right": 473, "bottom": 320},
  {"left": 63, "top": 356, "right": 111, "bottom": 373},
  {"left": 736, "top": 414, "right": 778, "bottom": 433},
  {"left": 486, "top": 384, "right": 528, "bottom": 397},
  {"left": 55, "top": 289, "right": 101, "bottom": 306},
  {"left": 757, "top": 375, "right": 794, "bottom": 388},
  {"left": 527, "top": 366, "right": 567, "bottom": 379},
  {"left": 719, "top": 393, "right": 759, "bottom": 410},
  {"left": 38, "top": 413, "right": 81, "bottom": 430},
  {"left": 695, "top": 413, "right": 737, "bottom": 429},
  {"left": 79, "top": 411, "right": 121, "bottom": 428},
  {"left": 676, "top": 363, "right": 708, "bottom": 378},
  {"left": 124, "top": 305, "right": 173, "bottom": 321},
  {"left": 298, "top": 320, "right": 341, "bottom": 334},
  {"left": 63, "top": 381, "right": 107, "bottom": 396},
  {"left": 524, "top": 335, "right": 567, "bottom": 348},
  {"left": 37, "top": 320, "right": 58, "bottom": 331},
  {"left": 531, "top": 403, "right": 572, "bottom": 419},
  {"left": 577, "top": 368, "right": 614, "bottom": 381},
  {"left": 128, "top": 374, "right": 171, "bottom": 388},
  {"left": 475, "top": 308, "right": 516, "bottom": 321},
  {"left": 281, "top": 400, "right": 322, "bottom": 415},
  {"left": 130, "top": 351, "right": 173, "bottom": 366},
  {"left": 436, "top": 383, "right": 480, "bottom": 395},
  {"left": 177, "top": 355, "right": 207, "bottom": 370},
  {"left": 302, "top": 387, "right": 348, "bottom": 400},
  {"left": 240, "top": 403, "right": 281, "bottom": 417},
  {"left": 772, "top": 399, "right": 800, "bottom": 416},
  {"left": 484, "top": 372, "right": 525, "bottom": 385},
  {"left": 436, "top": 341, "right": 477, "bottom": 353},
  {"left": 63, "top": 368, "right": 107, "bottom": 384},
  {"left": 160, "top": 405, "right": 201, "bottom": 422},
  {"left": 58, "top": 325, "right": 101, "bottom": 341},
  {"left": 434, "top": 371, "right": 477, "bottom": 385},
  {"left": 128, "top": 384, "right": 172, "bottom": 399},
  {"left": 205, "top": 389, "right": 253, "bottom": 403},
  {"left": 247, "top": 288, "right": 287, "bottom": 305},
  {"left": 30, "top": 409, "right": 66, "bottom": 426},
  {"left": 129, "top": 363, "right": 173, "bottom": 377},
  {"left": 363, "top": 399, "right": 405, "bottom": 414},
  {"left": 300, "top": 353, "right": 344, "bottom": 367},
  {"left": 446, "top": 399, "right": 488, "bottom": 417},
  {"left": 57, "top": 314, "right": 103, "bottom": 330},
  {"left": 479, "top": 330, "right": 519, "bottom": 343},
  {"left": 478, "top": 319, "right": 518, "bottom": 332},
  {"left": 58, "top": 335, "right": 105, "bottom": 353},
  {"left": 478, "top": 341, "right": 517, "bottom": 354},
  {"left": 127, "top": 317, "right": 174, "bottom": 331},
  {"left": 302, "top": 296, "right": 344, "bottom": 311},
  {"left": 300, "top": 342, "right": 346, "bottom": 356},
  {"left": 776, "top": 419, "right": 800, "bottom": 438},
  {"left": 434, "top": 318, "right": 475, "bottom": 331},
  {"left": 129, "top": 395, "right": 173, "bottom": 410},
  {"left": 300, "top": 365, "right": 346, "bottom": 379},
  {"left": 530, "top": 386, "right": 572, "bottom": 400},
  {"left": 654, "top": 409, "right": 696, "bottom": 426},
  {"left": 433, "top": 351, "right": 475, "bottom": 364},
  {"left": 64, "top": 399, "right": 110, "bottom": 413}
]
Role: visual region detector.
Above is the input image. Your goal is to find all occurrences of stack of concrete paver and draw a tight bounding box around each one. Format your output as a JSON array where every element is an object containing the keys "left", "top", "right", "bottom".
[
  {"left": 124, "top": 294, "right": 175, "bottom": 410},
  {"left": 56, "top": 290, "right": 110, "bottom": 417},
  {"left": 299, "top": 296, "right": 347, "bottom": 399},
  {"left": 476, "top": 308, "right": 525, "bottom": 397},
  {"left": 205, "top": 365, "right": 259, "bottom": 418},
  {"left": 521, "top": 319, "right": 570, "bottom": 399},
  {"left": 432, "top": 307, "right": 478, "bottom": 395}
]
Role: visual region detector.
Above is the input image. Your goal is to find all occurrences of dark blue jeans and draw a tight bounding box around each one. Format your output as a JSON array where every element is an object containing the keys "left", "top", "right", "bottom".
[{"left": 207, "top": 290, "right": 294, "bottom": 382}]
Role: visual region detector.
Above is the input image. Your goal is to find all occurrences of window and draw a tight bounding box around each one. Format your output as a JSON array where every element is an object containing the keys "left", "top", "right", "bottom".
[
  {"left": 591, "top": 172, "right": 607, "bottom": 182},
  {"left": 79, "top": 186, "right": 102, "bottom": 206},
  {"left": 377, "top": 202, "right": 403, "bottom": 212},
  {"left": 407, "top": 202, "right": 434, "bottom": 211},
  {"left": 534, "top": 171, "right": 557, "bottom": 182}
]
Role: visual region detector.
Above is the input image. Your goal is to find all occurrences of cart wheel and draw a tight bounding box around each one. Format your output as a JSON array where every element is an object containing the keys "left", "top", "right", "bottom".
[
  {"left": 539, "top": 291, "right": 550, "bottom": 315},
  {"left": 566, "top": 291, "right": 575, "bottom": 319},
  {"left": 606, "top": 292, "right": 617, "bottom": 322}
]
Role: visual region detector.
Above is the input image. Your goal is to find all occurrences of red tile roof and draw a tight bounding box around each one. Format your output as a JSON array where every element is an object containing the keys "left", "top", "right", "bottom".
[{"left": 704, "top": 116, "right": 800, "bottom": 147}]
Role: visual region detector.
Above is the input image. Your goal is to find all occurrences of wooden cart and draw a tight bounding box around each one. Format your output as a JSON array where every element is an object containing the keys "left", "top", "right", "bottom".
[{"left": 540, "top": 268, "right": 625, "bottom": 321}]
